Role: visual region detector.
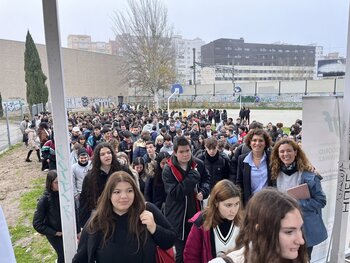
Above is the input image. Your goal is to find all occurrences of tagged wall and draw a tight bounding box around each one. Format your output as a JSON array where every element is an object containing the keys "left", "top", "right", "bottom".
[{"left": 0, "top": 39, "right": 128, "bottom": 100}]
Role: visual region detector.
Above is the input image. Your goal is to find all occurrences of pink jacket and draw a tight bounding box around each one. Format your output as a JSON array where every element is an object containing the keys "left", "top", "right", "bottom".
[{"left": 183, "top": 212, "right": 213, "bottom": 263}]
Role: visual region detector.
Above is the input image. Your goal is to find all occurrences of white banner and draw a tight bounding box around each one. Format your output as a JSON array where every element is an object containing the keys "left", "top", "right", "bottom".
[
  {"left": 302, "top": 96, "right": 350, "bottom": 262},
  {"left": 0, "top": 206, "right": 16, "bottom": 263}
]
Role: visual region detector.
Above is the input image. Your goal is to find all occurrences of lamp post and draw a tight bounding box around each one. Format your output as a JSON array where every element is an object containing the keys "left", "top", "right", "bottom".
[{"left": 193, "top": 48, "right": 197, "bottom": 97}]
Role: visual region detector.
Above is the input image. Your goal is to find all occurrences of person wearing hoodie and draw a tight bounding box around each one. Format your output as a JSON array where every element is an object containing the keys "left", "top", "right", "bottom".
[
  {"left": 142, "top": 117, "right": 154, "bottom": 133},
  {"left": 160, "top": 134, "right": 173, "bottom": 155},
  {"left": 42, "top": 131, "right": 56, "bottom": 171},
  {"left": 72, "top": 147, "right": 92, "bottom": 209}
]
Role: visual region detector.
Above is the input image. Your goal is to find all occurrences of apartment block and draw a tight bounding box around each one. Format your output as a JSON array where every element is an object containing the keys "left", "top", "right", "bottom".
[
  {"left": 201, "top": 38, "right": 317, "bottom": 82},
  {"left": 172, "top": 35, "right": 205, "bottom": 85}
]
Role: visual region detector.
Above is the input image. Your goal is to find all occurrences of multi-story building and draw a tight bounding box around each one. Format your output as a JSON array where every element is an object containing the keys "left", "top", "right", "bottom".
[
  {"left": 172, "top": 35, "right": 205, "bottom": 85},
  {"left": 314, "top": 46, "right": 324, "bottom": 76},
  {"left": 67, "top": 35, "right": 112, "bottom": 54},
  {"left": 201, "top": 38, "right": 317, "bottom": 82}
]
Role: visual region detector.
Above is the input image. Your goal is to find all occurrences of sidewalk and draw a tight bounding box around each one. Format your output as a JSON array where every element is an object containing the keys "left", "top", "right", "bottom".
[{"left": 0, "top": 121, "right": 22, "bottom": 153}]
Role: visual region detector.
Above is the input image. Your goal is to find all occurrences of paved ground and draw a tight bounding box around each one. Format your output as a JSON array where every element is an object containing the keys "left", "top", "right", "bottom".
[{"left": 0, "top": 121, "right": 22, "bottom": 152}]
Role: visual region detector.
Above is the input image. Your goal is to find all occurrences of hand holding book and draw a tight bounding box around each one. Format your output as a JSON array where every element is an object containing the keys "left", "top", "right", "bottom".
[{"left": 286, "top": 183, "right": 310, "bottom": 200}]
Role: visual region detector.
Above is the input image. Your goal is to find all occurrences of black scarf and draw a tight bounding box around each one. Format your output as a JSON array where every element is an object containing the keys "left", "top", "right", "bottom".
[{"left": 281, "top": 161, "right": 298, "bottom": 176}]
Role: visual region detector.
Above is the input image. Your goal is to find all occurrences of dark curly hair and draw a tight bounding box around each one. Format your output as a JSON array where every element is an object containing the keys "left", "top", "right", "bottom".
[
  {"left": 86, "top": 142, "right": 129, "bottom": 211},
  {"left": 244, "top": 128, "right": 272, "bottom": 150}
]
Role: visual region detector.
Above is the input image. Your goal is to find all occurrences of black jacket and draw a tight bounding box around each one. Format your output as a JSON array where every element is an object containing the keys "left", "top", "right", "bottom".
[
  {"left": 230, "top": 143, "right": 251, "bottom": 183},
  {"left": 162, "top": 156, "right": 210, "bottom": 240},
  {"left": 196, "top": 151, "right": 233, "bottom": 189},
  {"left": 72, "top": 202, "right": 176, "bottom": 263},
  {"left": 236, "top": 151, "right": 272, "bottom": 206},
  {"left": 144, "top": 176, "right": 166, "bottom": 210},
  {"left": 33, "top": 191, "right": 61, "bottom": 236}
]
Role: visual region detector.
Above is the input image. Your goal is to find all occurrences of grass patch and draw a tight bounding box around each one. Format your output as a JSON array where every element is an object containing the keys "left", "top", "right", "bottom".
[
  {"left": 0, "top": 143, "right": 22, "bottom": 158},
  {"left": 9, "top": 224, "right": 33, "bottom": 243},
  {"left": 282, "top": 127, "right": 290, "bottom": 134},
  {"left": 19, "top": 177, "right": 45, "bottom": 220},
  {"left": 9, "top": 176, "right": 56, "bottom": 263}
]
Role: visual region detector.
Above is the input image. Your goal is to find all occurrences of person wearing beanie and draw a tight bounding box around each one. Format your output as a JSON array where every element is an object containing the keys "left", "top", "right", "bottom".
[{"left": 72, "top": 147, "right": 92, "bottom": 213}]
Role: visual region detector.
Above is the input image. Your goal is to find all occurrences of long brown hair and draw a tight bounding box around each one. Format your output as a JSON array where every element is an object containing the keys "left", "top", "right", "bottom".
[
  {"left": 235, "top": 188, "right": 308, "bottom": 263},
  {"left": 86, "top": 142, "right": 127, "bottom": 211},
  {"left": 87, "top": 171, "right": 147, "bottom": 248},
  {"left": 203, "top": 180, "right": 242, "bottom": 230},
  {"left": 270, "top": 139, "right": 314, "bottom": 180}
]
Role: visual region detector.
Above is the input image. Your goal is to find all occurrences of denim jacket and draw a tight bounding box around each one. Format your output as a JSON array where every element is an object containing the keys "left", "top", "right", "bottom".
[{"left": 298, "top": 171, "right": 328, "bottom": 247}]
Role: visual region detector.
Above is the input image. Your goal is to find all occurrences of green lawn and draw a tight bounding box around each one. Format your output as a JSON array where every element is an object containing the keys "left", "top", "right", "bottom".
[{"left": 9, "top": 177, "right": 56, "bottom": 262}]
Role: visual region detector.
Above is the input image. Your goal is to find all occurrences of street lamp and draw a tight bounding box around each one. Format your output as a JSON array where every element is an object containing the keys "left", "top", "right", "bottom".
[{"left": 192, "top": 48, "right": 197, "bottom": 97}]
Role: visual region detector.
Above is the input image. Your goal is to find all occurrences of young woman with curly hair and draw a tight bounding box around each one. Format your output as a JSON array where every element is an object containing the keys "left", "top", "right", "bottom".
[
  {"left": 236, "top": 128, "right": 273, "bottom": 205},
  {"left": 270, "top": 138, "right": 327, "bottom": 260}
]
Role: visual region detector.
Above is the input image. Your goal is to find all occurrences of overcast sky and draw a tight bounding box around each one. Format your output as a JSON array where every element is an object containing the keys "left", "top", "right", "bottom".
[{"left": 0, "top": 0, "right": 348, "bottom": 56}]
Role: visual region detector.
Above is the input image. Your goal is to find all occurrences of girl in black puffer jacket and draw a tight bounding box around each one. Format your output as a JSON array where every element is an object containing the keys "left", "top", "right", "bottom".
[{"left": 33, "top": 171, "right": 72, "bottom": 263}]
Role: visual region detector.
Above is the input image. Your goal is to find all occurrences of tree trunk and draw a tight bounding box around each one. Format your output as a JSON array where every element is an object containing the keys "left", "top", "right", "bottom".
[{"left": 153, "top": 92, "right": 160, "bottom": 110}]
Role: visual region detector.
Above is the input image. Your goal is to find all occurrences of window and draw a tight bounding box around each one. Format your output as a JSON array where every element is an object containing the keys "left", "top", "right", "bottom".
[{"left": 244, "top": 48, "right": 250, "bottom": 51}]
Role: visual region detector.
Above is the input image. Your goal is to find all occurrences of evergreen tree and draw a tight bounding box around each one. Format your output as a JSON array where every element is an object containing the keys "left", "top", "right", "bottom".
[
  {"left": 24, "top": 31, "right": 49, "bottom": 114},
  {"left": 0, "top": 92, "right": 3, "bottom": 118}
]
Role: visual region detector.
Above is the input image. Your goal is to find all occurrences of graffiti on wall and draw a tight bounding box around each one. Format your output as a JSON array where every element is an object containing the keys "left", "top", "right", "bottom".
[
  {"left": 2, "top": 100, "right": 24, "bottom": 112},
  {"left": 65, "top": 96, "right": 117, "bottom": 110}
]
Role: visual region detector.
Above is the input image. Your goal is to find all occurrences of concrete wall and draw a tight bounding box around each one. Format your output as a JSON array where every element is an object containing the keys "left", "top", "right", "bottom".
[{"left": 0, "top": 39, "right": 127, "bottom": 100}]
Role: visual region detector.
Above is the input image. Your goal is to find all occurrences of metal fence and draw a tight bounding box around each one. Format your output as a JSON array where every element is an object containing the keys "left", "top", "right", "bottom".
[{"left": 0, "top": 103, "right": 24, "bottom": 153}]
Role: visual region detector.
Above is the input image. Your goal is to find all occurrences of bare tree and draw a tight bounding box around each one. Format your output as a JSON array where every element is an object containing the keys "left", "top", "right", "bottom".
[{"left": 112, "top": 0, "right": 176, "bottom": 109}]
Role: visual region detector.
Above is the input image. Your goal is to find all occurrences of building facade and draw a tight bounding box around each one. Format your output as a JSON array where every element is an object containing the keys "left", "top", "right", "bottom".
[
  {"left": 172, "top": 35, "right": 205, "bottom": 85},
  {"left": 67, "top": 34, "right": 112, "bottom": 54},
  {"left": 0, "top": 39, "right": 127, "bottom": 102},
  {"left": 201, "top": 38, "right": 317, "bottom": 82}
]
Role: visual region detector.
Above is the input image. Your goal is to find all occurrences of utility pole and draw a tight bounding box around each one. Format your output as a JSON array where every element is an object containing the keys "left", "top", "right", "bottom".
[
  {"left": 193, "top": 48, "right": 197, "bottom": 96},
  {"left": 232, "top": 58, "right": 235, "bottom": 90}
]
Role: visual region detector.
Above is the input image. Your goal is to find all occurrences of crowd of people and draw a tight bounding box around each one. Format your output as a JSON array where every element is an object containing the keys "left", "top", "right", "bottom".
[{"left": 28, "top": 104, "right": 326, "bottom": 263}]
